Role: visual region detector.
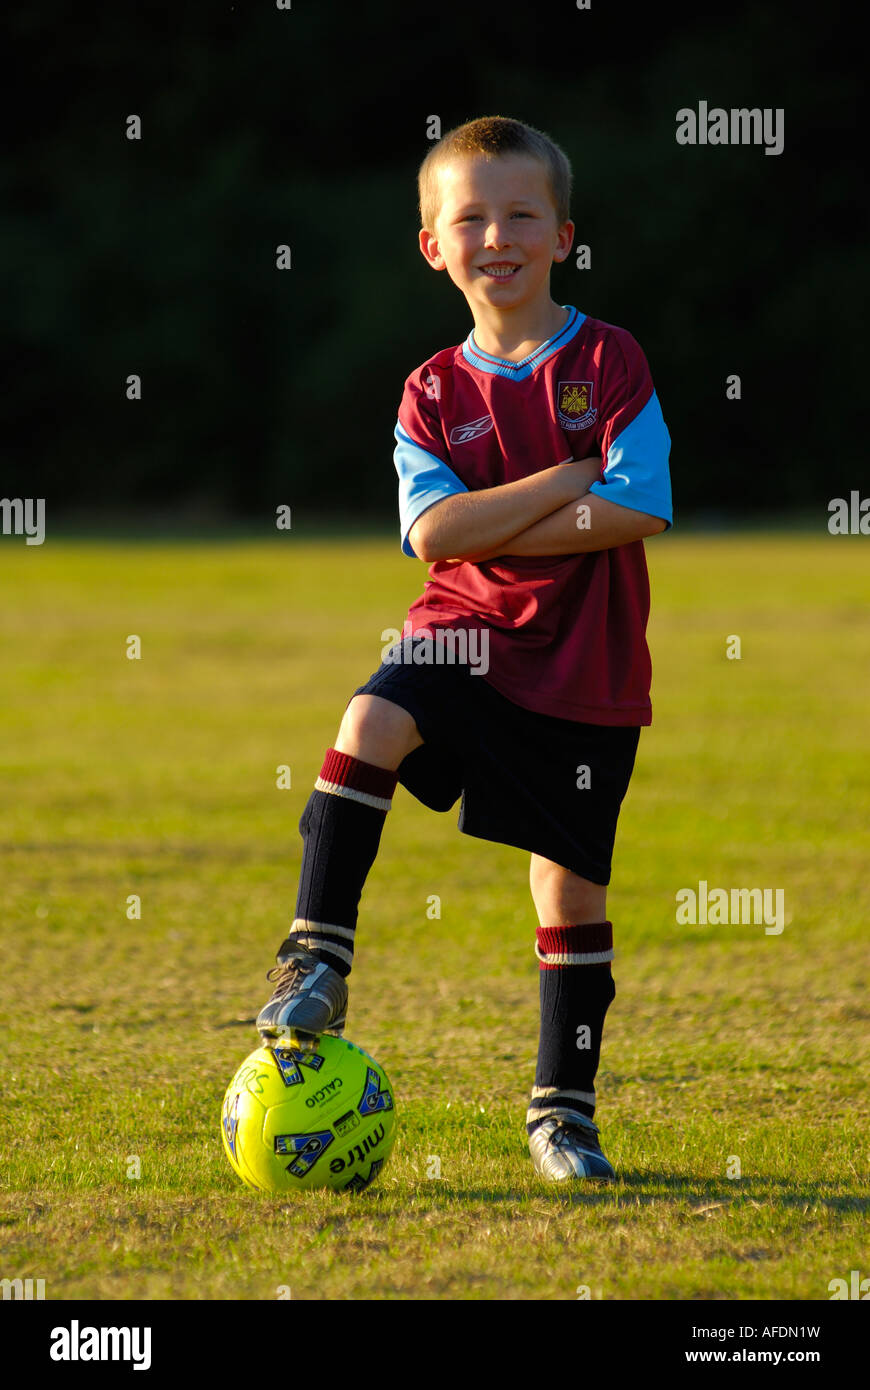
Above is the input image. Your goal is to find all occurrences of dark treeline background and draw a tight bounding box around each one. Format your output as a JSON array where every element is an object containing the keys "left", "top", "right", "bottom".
[{"left": 3, "top": 1, "right": 864, "bottom": 527}]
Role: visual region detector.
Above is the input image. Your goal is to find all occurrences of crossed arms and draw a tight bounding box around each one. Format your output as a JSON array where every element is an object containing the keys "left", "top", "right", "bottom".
[{"left": 408, "top": 456, "right": 667, "bottom": 565}]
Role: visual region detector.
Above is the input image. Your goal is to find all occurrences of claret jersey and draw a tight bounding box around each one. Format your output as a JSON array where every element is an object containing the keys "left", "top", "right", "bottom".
[{"left": 392, "top": 305, "right": 672, "bottom": 726}]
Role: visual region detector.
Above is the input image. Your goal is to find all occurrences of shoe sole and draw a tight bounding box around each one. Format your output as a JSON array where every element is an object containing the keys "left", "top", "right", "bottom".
[
  {"left": 534, "top": 1164, "right": 615, "bottom": 1182},
  {"left": 258, "top": 1017, "right": 347, "bottom": 1046},
  {"left": 530, "top": 1139, "right": 615, "bottom": 1182}
]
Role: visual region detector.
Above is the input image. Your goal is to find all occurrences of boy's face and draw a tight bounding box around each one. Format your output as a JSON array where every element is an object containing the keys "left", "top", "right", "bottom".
[{"left": 419, "top": 154, "right": 574, "bottom": 319}]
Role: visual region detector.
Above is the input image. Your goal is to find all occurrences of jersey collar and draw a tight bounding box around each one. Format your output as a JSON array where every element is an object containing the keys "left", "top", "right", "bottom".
[{"left": 462, "top": 305, "right": 586, "bottom": 379}]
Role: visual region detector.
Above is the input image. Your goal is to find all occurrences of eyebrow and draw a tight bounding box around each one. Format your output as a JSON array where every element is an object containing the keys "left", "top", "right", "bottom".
[{"left": 452, "top": 198, "right": 539, "bottom": 213}]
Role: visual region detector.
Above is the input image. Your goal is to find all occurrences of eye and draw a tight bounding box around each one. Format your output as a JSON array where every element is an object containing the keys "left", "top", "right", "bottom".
[{"left": 457, "top": 211, "right": 534, "bottom": 224}]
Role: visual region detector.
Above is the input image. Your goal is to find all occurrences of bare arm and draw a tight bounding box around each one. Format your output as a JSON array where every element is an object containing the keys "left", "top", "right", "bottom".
[
  {"left": 408, "top": 457, "right": 602, "bottom": 563},
  {"left": 450, "top": 492, "right": 667, "bottom": 562}
]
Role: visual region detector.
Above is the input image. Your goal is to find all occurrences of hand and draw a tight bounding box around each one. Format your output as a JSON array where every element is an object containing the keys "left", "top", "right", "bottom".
[
  {"left": 549, "top": 454, "right": 603, "bottom": 504},
  {"left": 559, "top": 454, "right": 603, "bottom": 488}
]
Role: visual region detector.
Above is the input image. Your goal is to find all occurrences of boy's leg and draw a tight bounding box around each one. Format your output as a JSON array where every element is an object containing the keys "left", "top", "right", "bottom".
[
  {"left": 526, "top": 854, "right": 616, "bottom": 1180},
  {"left": 256, "top": 695, "right": 423, "bottom": 1039},
  {"left": 333, "top": 694, "right": 424, "bottom": 765},
  {"left": 291, "top": 693, "right": 422, "bottom": 970}
]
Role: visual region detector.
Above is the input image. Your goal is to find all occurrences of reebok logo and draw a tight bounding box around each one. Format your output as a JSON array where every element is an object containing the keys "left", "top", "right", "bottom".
[
  {"left": 50, "top": 1320, "right": 152, "bottom": 1371},
  {"left": 449, "top": 415, "right": 494, "bottom": 445},
  {"left": 676, "top": 102, "right": 784, "bottom": 155}
]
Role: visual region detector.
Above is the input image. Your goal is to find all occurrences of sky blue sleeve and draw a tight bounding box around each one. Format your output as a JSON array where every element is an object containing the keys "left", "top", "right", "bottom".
[
  {"left": 394, "top": 423, "right": 469, "bottom": 557},
  {"left": 588, "top": 391, "right": 673, "bottom": 527}
]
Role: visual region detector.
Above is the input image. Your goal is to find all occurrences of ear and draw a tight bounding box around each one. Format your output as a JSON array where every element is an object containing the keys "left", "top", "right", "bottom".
[
  {"left": 418, "top": 227, "right": 447, "bottom": 270},
  {"left": 552, "top": 220, "right": 575, "bottom": 264}
]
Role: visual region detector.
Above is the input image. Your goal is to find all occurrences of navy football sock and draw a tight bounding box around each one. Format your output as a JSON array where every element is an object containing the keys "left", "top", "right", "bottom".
[
  {"left": 280, "top": 748, "right": 398, "bottom": 978},
  {"left": 526, "top": 922, "right": 616, "bottom": 1133}
]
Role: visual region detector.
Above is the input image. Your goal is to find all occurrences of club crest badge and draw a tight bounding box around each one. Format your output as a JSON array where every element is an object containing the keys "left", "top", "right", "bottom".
[{"left": 557, "top": 380, "right": 598, "bottom": 430}]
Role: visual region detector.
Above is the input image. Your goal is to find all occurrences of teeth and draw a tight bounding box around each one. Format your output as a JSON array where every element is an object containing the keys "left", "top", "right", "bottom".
[{"left": 482, "top": 266, "right": 518, "bottom": 277}]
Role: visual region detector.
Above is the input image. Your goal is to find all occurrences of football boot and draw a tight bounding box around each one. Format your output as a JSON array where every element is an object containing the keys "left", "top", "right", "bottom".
[
  {"left": 529, "top": 1110, "right": 615, "bottom": 1182},
  {"left": 256, "top": 938, "right": 348, "bottom": 1043}
]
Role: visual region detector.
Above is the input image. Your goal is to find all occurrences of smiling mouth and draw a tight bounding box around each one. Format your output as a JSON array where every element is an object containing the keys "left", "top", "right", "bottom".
[{"left": 479, "top": 264, "right": 521, "bottom": 279}]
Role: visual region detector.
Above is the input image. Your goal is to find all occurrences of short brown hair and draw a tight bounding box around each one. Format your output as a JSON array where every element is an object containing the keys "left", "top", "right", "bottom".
[{"left": 418, "top": 115, "right": 573, "bottom": 231}]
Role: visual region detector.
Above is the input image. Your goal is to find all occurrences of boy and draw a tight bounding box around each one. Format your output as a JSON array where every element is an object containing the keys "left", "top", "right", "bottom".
[{"left": 255, "top": 116, "right": 672, "bottom": 1182}]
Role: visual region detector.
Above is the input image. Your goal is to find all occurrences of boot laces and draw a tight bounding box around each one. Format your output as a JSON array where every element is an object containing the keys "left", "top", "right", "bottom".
[
  {"left": 549, "top": 1115, "right": 601, "bottom": 1154},
  {"left": 265, "top": 952, "right": 317, "bottom": 1002}
]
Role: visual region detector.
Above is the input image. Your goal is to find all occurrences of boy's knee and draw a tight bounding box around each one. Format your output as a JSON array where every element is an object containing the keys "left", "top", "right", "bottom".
[
  {"left": 335, "top": 694, "right": 422, "bottom": 766},
  {"left": 339, "top": 694, "right": 403, "bottom": 743},
  {"left": 529, "top": 856, "right": 606, "bottom": 924}
]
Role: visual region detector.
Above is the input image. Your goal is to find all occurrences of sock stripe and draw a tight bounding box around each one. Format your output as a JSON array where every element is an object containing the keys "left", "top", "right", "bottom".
[
  {"left": 526, "top": 1104, "right": 597, "bottom": 1130},
  {"left": 319, "top": 748, "right": 398, "bottom": 801},
  {"left": 536, "top": 921, "right": 613, "bottom": 968},
  {"left": 528, "top": 1101, "right": 596, "bottom": 1115},
  {"left": 535, "top": 944, "right": 614, "bottom": 967},
  {"left": 288, "top": 932, "right": 355, "bottom": 969},
  {"left": 314, "top": 777, "right": 393, "bottom": 812},
  {"left": 291, "top": 919, "right": 355, "bottom": 941},
  {"left": 531, "top": 1086, "right": 597, "bottom": 1105}
]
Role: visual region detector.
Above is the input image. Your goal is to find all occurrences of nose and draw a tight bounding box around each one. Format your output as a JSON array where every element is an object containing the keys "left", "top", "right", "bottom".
[{"left": 484, "top": 220, "right": 512, "bottom": 248}]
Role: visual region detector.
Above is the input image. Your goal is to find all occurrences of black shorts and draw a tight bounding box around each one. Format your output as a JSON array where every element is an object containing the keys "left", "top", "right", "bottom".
[{"left": 352, "top": 636, "right": 640, "bottom": 885}]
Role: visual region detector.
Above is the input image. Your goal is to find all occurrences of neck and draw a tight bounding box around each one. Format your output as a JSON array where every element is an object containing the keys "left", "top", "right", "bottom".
[{"left": 471, "top": 300, "right": 568, "bottom": 362}]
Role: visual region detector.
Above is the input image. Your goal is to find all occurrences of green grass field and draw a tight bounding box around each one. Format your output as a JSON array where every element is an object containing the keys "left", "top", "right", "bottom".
[{"left": 1, "top": 533, "right": 867, "bottom": 1300}]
